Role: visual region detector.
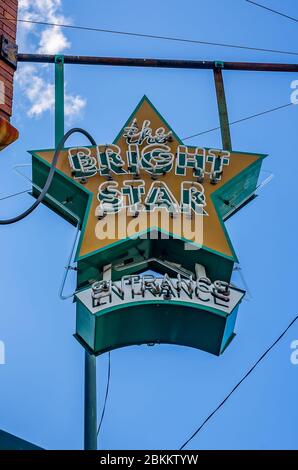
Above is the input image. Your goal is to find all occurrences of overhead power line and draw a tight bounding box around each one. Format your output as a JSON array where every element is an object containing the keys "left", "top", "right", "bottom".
[
  {"left": 1, "top": 16, "right": 298, "bottom": 56},
  {"left": 0, "top": 189, "right": 31, "bottom": 201},
  {"left": 182, "top": 102, "right": 293, "bottom": 141},
  {"left": 179, "top": 315, "right": 298, "bottom": 450},
  {"left": 245, "top": 0, "right": 298, "bottom": 23}
]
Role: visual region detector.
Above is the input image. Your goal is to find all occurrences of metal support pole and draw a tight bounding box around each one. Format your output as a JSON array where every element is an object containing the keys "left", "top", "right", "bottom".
[
  {"left": 84, "top": 351, "right": 97, "bottom": 450},
  {"left": 55, "top": 55, "right": 65, "bottom": 148},
  {"left": 17, "top": 54, "right": 298, "bottom": 73},
  {"left": 84, "top": 265, "right": 112, "bottom": 450},
  {"left": 213, "top": 64, "right": 232, "bottom": 151}
]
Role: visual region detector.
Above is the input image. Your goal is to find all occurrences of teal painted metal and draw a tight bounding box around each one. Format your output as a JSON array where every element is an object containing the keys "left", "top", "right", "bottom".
[
  {"left": 84, "top": 351, "right": 97, "bottom": 450},
  {"left": 0, "top": 430, "right": 43, "bottom": 450},
  {"left": 76, "top": 236, "right": 235, "bottom": 290},
  {"left": 75, "top": 295, "right": 244, "bottom": 357},
  {"left": 31, "top": 154, "right": 89, "bottom": 228},
  {"left": 214, "top": 160, "right": 263, "bottom": 221},
  {"left": 55, "top": 55, "right": 65, "bottom": 148}
]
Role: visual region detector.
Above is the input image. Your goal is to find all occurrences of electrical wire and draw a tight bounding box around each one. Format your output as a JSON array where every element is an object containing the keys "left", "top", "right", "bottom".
[
  {"left": 0, "top": 189, "right": 31, "bottom": 201},
  {"left": 179, "top": 315, "right": 298, "bottom": 450},
  {"left": 1, "top": 16, "right": 298, "bottom": 56},
  {"left": 0, "top": 128, "right": 96, "bottom": 224},
  {"left": 182, "top": 102, "right": 293, "bottom": 140},
  {"left": 245, "top": 0, "right": 298, "bottom": 23},
  {"left": 97, "top": 352, "right": 111, "bottom": 440}
]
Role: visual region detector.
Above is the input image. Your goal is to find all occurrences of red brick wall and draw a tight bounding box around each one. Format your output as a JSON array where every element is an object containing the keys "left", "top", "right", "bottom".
[{"left": 0, "top": 0, "right": 18, "bottom": 121}]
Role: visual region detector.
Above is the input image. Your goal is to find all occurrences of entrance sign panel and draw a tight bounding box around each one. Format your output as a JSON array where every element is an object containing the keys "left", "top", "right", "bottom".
[
  {"left": 79, "top": 274, "right": 244, "bottom": 315},
  {"left": 75, "top": 274, "right": 245, "bottom": 356}
]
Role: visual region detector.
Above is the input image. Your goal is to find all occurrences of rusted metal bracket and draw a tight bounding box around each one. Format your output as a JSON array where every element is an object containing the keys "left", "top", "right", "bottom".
[
  {"left": 213, "top": 62, "right": 232, "bottom": 151},
  {"left": 214, "top": 61, "right": 225, "bottom": 69},
  {"left": 0, "top": 34, "right": 18, "bottom": 69}
]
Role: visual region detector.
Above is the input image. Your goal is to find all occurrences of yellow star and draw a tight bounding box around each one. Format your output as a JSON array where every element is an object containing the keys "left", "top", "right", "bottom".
[{"left": 30, "top": 96, "right": 266, "bottom": 285}]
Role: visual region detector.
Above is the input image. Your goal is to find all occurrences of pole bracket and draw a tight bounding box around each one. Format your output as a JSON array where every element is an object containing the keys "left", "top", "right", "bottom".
[
  {"left": 0, "top": 34, "right": 18, "bottom": 69},
  {"left": 54, "top": 54, "right": 64, "bottom": 65},
  {"left": 214, "top": 61, "right": 225, "bottom": 70}
]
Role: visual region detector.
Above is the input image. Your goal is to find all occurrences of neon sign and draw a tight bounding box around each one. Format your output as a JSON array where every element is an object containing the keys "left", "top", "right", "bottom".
[
  {"left": 76, "top": 273, "right": 245, "bottom": 318},
  {"left": 67, "top": 126, "right": 230, "bottom": 218},
  {"left": 68, "top": 142, "right": 230, "bottom": 181}
]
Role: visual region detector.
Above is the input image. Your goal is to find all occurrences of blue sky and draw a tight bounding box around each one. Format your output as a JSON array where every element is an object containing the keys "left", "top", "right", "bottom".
[{"left": 0, "top": 0, "right": 298, "bottom": 450}]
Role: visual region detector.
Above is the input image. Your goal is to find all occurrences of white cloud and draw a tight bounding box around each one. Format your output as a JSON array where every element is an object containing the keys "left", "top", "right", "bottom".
[
  {"left": 17, "top": 65, "right": 55, "bottom": 117},
  {"left": 19, "top": 0, "right": 71, "bottom": 53},
  {"left": 65, "top": 94, "right": 87, "bottom": 120},
  {"left": 38, "top": 26, "right": 71, "bottom": 55},
  {"left": 16, "top": 65, "right": 86, "bottom": 121},
  {"left": 17, "top": 0, "right": 86, "bottom": 120}
]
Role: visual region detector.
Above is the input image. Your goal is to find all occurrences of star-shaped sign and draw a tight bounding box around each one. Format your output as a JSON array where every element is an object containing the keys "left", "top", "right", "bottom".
[{"left": 30, "top": 96, "right": 266, "bottom": 285}]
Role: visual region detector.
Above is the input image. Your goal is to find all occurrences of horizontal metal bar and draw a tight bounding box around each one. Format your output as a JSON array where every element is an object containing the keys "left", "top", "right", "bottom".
[{"left": 17, "top": 54, "right": 298, "bottom": 72}]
